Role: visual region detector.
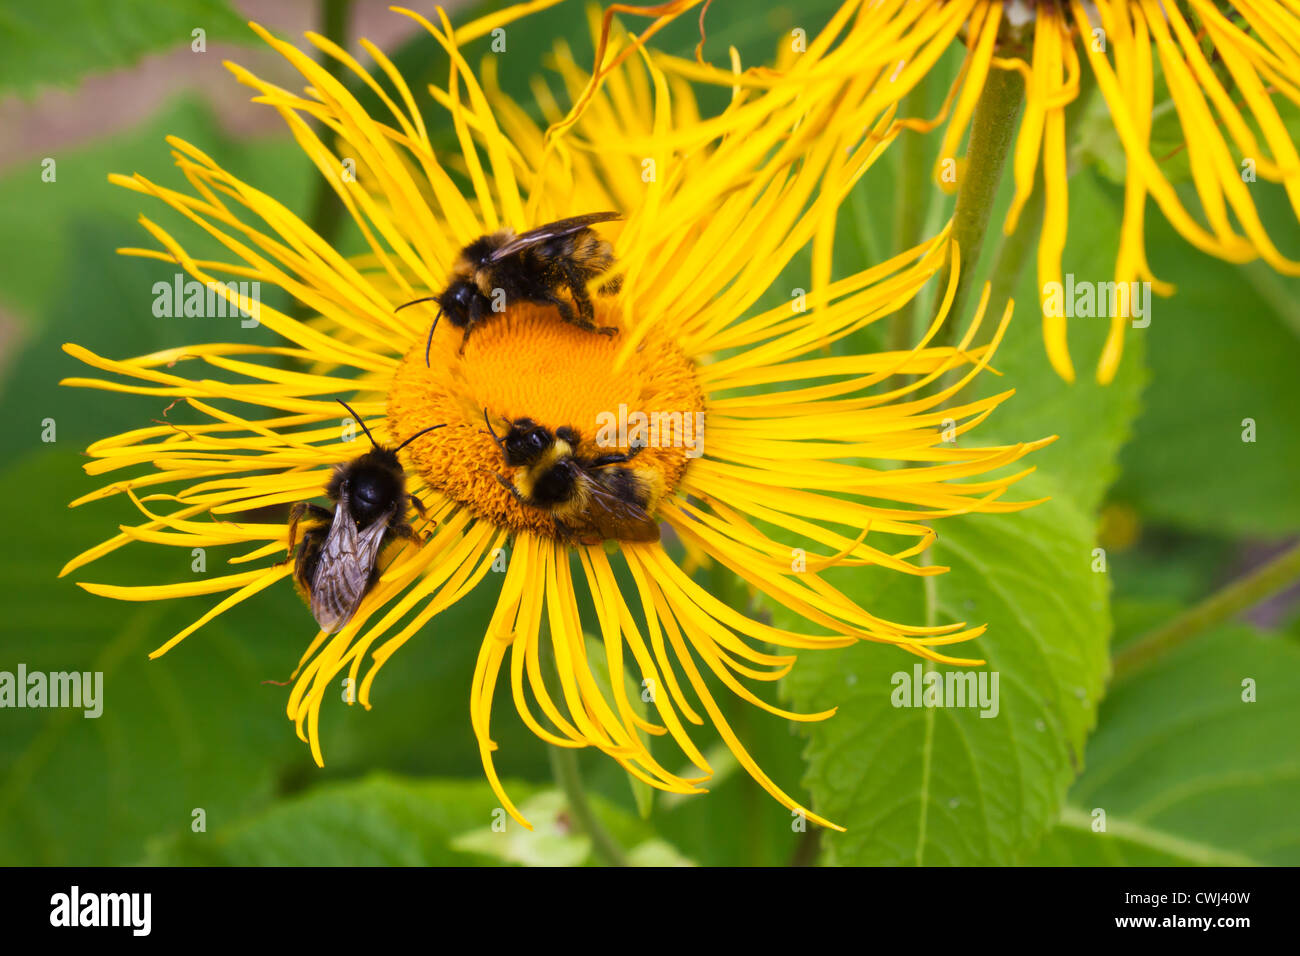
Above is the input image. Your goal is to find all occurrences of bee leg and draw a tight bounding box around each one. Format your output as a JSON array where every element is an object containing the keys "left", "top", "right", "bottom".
[
  {"left": 279, "top": 502, "right": 331, "bottom": 565},
  {"left": 541, "top": 290, "right": 578, "bottom": 327},
  {"left": 597, "top": 274, "right": 622, "bottom": 296},
  {"left": 562, "top": 262, "right": 618, "bottom": 337},
  {"left": 495, "top": 472, "right": 526, "bottom": 503},
  {"left": 279, "top": 503, "right": 306, "bottom": 565},
  {"left": 564, "top": 265, "right": 596, "bottom": 323},
  {"left": 587, "top": 442, "right": 646, "bottom": 468},
  {"left": 457, "top": 301, "right": 487, "bottom": 356},
  {"left": 407, "top": 494, "right": 434, "bottom": 541},
  {"left": 405, "top": 496, "right": 431, "bottom": 541},
  {"left": 392, "top": 518, "right": 425, "bottom": 546}
]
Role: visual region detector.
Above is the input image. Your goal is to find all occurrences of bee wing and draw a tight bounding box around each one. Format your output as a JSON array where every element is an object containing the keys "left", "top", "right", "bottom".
[
  {"left": 309, "top": 494, "right": 394, "bottom": 633},
  {"left": 574, "top": 468, "right": 661, "bottom": 543},
  {"left": 488, "top": 212, "right": 621, "bottom": 262}
]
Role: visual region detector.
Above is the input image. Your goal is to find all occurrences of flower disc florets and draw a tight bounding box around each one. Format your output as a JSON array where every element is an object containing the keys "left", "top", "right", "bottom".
[{"left": 388, "top": 301, "right": 705, "bottom": 540}]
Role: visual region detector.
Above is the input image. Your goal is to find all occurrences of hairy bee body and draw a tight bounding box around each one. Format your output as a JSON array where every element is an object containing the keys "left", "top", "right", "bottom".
[
  {"left": 487, "top": 415, "right": 662, "bottom": 545},
  {"left": 400, "top": 212, "right": 623, "bottom": 362},
  {"left": 286, "top": 403, "right": 440, "bottom": 633},
  {"left": 459, "top": 226, "right": 618, "bottom": 303}
]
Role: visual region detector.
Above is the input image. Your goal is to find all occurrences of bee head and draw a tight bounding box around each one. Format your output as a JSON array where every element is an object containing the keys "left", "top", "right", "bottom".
[
  {"left": 506, "top": 420, "right": 555, "bottom": 465},
  {"left": 437, "top": 280, "right": 479, "bottom": 328},
  {"left": 483, "top": 408, "right": 553, "bottom": 467},
  {"left": 339, "top": 456, "right": 403, "bottom": 527}
]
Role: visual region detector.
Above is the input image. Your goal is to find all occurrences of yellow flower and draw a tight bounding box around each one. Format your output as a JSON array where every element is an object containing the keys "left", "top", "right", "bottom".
[
  {"left": 664, "top": 0, "right": 1300, "bottom": 383},
  {"left": 60, "top": 6, "right": 1047, "bottom": 830}
]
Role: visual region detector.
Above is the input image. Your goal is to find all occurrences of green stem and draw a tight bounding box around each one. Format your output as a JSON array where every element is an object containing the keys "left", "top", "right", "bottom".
[
  {"left": 934, "top": 67, "right": 1024, "bottom": 346},
  {"left": 1112, "top": 540, "right": 1300, "bottom": 683},
  {"left": 985, "top": 174, "right": 1044, "bottom": 325},
  {"left": 548, "top": 745, "right": 630, "bottom": 867},
  {"left": 538, "top": 624, "right": 629, "bottom": 867},
  {"left": 984, "top": 65, "right": 1097, "bottom": 343}
]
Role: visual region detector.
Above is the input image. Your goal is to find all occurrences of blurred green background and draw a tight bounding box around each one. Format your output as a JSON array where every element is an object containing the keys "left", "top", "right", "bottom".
[{"left": 1, "top": 0, "right": 1297, "bottom": 866}]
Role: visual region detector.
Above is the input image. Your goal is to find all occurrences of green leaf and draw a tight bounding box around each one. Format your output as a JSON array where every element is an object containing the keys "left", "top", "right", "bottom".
[
  {"left": 1027, "top": 806, "right": 1257, "bottom": 865},
  {"left": 453, "top": 788, "right": 694, "bottom": 867},
  {"left": 1078, "top": 96, "right": 1193, "bottom": 188},
  {"left": 1068, "top": 63, "right": 1300, "bottom": 536},
  {"left": 0, "top": 448, "right": 307, "bottom": 865},
  {"left": 783, "top": 478, "right": 1109, "bottom": 865},
  {"left": 777, "top": 171, "right": 1146, "bottom": 864},
  {"left": 147, "top": 774, "right": 532, "bottom": 866},
  {"left": 453, "top": 790, "right": 593, "bottom": 867},
  {"left": 1024, "top": 623, "right": 1300, "bottom": 865},
  {"left": 146, "top": 774, "right": 693, "bottom": 865},
  {"left": 1111, "top": 191, "right": 1300, "bottom": 537},
  {"left": 0, "top": 0, "right": 252, "bottom": 95},
  {"left": 972, "top": 170, "right": 1147, "bottom": 515}
]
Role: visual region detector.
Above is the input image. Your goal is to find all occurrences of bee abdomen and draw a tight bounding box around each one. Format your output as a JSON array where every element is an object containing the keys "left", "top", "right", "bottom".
[{"left": 576, "top": 233, "right": 616, "bottom": 277}]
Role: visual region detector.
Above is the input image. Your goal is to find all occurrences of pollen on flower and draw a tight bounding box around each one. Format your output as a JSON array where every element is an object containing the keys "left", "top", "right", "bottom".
[{"left": 387, "top": 301, "right": 706, "bottom": 539}]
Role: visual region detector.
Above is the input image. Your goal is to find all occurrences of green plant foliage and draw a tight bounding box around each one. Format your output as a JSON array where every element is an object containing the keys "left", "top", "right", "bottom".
[
  {"left": 1111, "top": 198, "right": 1300, "bottom": 538},
  {"left": 0, "top": 450, "right": 299, "bottom": 865},
  {"left": 0, "top": 0, "right": 251, "bottom": 95},
  {"left": 0, "top": 98, "right": 310, "bottom": 324},
  {"left": 1025, "top": 624, "right": 1300, "bottom": 866},
  {"left": 971, "top": 171, "right": 1145, "bottom": 511},
  {"left": 783, "top": 479, "right": 1109, "bottom": 865},
  {"left": 143, "top": 774, "right": 693, "bottom": 866},
  {"left": 780, "top": 166, "right": 1146, "bottom": 865}
]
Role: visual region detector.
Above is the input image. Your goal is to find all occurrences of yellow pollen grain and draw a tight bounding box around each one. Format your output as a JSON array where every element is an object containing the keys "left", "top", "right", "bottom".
[{"left": 387, "top": 301, "right": 705, "bottom": 539}]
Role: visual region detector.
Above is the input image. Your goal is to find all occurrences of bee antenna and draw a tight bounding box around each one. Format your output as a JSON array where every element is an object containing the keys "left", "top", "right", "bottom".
[
  {"left": 393, "top": 421, "right": 447, "bottom": 453},
  {"left": 482, "top": 407, "right": 505, "bottom": 448},
  {"left": 336, "top": 399, "right": 379, "bottom": 450},
  {"left": 424, "top": 306, "right": 444, "bottom": 368},
  {"left": 392, "top": 295, "right": 443, "bottom": 370},
  {"left": 394, "top": 295, "right": 441, "bottom": 313}
]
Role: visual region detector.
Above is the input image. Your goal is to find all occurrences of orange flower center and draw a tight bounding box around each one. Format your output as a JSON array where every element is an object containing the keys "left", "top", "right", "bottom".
[{"left": 387, "top": 302, "right": 705, "bottom": 539}]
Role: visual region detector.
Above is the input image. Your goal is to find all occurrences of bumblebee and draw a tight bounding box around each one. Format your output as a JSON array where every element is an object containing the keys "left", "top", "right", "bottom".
[
  {"left": 285, "top": 400, "right": 444, "bottom": 633},
  {"left": 485, "top": 410, "right": 662, "bottom": 545},
  {"left": 397, "top": 212, "right": 623, "bottom": 363}
]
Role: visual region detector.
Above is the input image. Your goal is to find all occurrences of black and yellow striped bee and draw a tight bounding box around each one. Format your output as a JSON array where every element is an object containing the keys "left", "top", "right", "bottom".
[
  {"left": 285, "top": 400, "right": 444, "bottom": 633},
  {"left": 485, "top": 410, "right": 662, "bottom": 545},
  {"left": 398, "top": 212, "right": 623, "bottom": 363}
]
